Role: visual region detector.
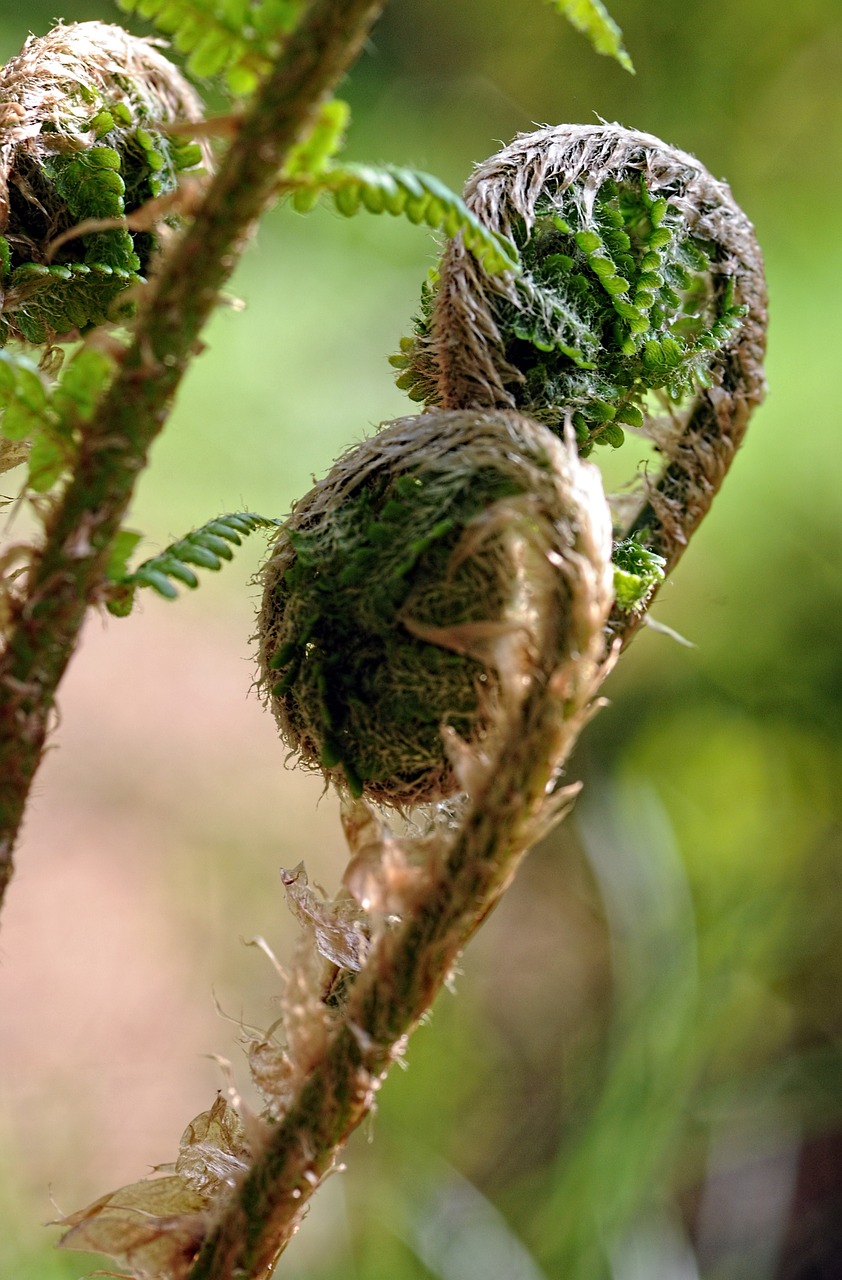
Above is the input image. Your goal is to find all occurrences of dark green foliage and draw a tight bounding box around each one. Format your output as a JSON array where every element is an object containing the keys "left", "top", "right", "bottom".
[
  {"left": 106, "top": 512, "right": 279, "bottom": 615},
  {"left": 398, "top": 177, "right": 747, "bottom": 456}
]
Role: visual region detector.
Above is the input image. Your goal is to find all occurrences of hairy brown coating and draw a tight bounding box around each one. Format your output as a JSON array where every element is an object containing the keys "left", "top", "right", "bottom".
[{"left": 258, "top": 408, "right": 613, "bottom": 806}]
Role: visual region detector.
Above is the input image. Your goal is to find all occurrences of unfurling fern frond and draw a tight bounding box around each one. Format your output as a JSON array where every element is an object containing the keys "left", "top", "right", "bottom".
[
  {"left": 546, "top": 0, "right": 634, "bottom": 72},
  {"left": 106, "top": 512, "right": 279, "bottom": 615},
  {"left": 0, "top": 23, "right": 207, "bottom": 349},
  {"left": 284, "top": 163, "right": 521, "bottom": 277},
  {"left": 115, "top": 0, "right": 306, "bottom": 93},
  {"left": 397, "top": 126, "right": 758, "bottom": 463}
]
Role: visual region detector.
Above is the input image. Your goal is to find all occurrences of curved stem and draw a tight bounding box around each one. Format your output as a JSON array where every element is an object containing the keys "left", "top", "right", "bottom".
[
  {"left": 607, "top": 335, "right": 765, "bottom": 649},
  {"left": 0, "top": 0, "right": 388, "bottom": 914},
  {"left": 188, "top": 497, "right": 612, "bottom": 1278}
]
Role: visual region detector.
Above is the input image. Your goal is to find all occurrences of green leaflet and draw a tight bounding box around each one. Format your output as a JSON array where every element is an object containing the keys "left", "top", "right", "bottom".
[
  {"left": 289, "top": 164, "right": 520, "bottom": 277},
  {"left": 107, "top": 512, "right": 279, "bottom": 615},
  {"left": 0, "top": 346, "right": 116, "bottom": 493},
  {"left": 0, "top": 352, "right": 62, "bottom": 489},
  {"left": 116, "top": 0, "right": 305, "bottom": 92},
  {"left": 0, "top": 352, "right": 51, "bottom": 442},
  {"left": 283, "top": 100, "right": 350, "bottom": 179},
  {"left": 547, "top": 0, "right": 634, "bottom": 73},
  {"left": 52, "top": 348, "right": 116, "bottom": 422}
]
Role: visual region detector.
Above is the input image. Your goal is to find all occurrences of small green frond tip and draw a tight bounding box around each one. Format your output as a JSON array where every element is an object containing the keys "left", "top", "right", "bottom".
[
  {"left": 105, "top": 512, "right": 279, "bottom": 615},
  {"left": 283, "top": 99, "right": 350, "bottom": 179},
  {"left": 612, "top": 536, "right": 666, "bottom": 612},
  {"left": 548, "top": 0, "right": 635, "bottom": 73},
  {"left": 286, "top": 163, "right": 520, "bottom": 278}
]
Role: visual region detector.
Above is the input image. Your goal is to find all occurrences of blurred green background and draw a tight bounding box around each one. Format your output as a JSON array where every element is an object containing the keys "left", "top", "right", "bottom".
[{"left": 1, "top": 1, "right": 841, "bottom": 1277}]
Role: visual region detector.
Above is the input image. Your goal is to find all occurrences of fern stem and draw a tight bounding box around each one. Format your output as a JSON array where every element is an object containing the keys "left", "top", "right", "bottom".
[
  {"left": 187, "top": 441, "right": 613, "bottom": 1279},
  {"left": 0, "top": 0, "right": 388, "bottom": 913}
]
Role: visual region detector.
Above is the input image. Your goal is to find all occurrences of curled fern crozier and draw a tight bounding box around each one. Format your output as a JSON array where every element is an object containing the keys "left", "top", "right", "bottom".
[
  {"left": 398, "top": 124, "right": 767, "bottom": 631},
  {"left": 258, "top": 409, "right": 613, "bottom": 806},
  {"left": 0, "top": 21, "right": 208, "bottom": 347}
]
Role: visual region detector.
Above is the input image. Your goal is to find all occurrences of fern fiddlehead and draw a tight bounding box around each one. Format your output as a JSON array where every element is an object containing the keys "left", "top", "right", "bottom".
[
  {"left": 0, "top": 21, "right": 207, "bottom": 346},
  {"left": 396, "top": 124, "right": 767, "bottom": 637},
  {"left": 58, "top": 122, "right": 767, "bottom": 1280},
  {"left": 258, "top": 409, "right": 612, "bottom": 805},
  {"left": 258, "top": 124, "right": 766, "bottom": 804}
]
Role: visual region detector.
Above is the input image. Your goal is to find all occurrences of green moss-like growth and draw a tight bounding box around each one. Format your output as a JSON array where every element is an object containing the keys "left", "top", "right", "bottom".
[
  {"left": 398, "top": 175, "right": 746, "bottom": 456},
  {"left": 611, "top": 535, "right": 666, "bottom": 612},
  {"left": 257, "top": 411, "right": 601, "bottom": 807},
  {"left": 0, "top": 22, "right": 207, "bottom": 346}
]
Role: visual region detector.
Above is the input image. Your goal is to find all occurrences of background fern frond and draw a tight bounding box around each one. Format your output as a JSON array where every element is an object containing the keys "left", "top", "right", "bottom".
[
  {"left": 546, "top": 0, "right": 634, "bottom": 72},
  {"left": 285, "top": 163, "right": 521, "bottom": 276},
  {"left": 106, "top": 512, "right": 279, "bottom": 615},
  {"left": 115, "top": 0, "right": 306, "bottom": 92}
]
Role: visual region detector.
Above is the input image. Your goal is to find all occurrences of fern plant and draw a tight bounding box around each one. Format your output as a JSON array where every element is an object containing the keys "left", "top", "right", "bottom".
[
  {"left": 115, "top": 0, "right": 308, "bottom": 92},
  {"left": 0, "top": 3, "right": 768, "bottom": 1280}
]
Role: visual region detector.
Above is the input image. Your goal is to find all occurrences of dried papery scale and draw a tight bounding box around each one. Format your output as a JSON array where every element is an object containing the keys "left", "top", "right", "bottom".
[
  {"left": 257, "top": 408, "right": 613, "bottom": 807},
  {"left": 0, "top": 21, "right": 208, "bottom": 345},
  {"left": 397, "top": 124, "right": 767, "bottom": 625}
]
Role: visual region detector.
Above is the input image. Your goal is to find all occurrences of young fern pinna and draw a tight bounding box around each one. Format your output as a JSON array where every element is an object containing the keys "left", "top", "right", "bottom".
[{"left": 56, "top": 113, "right": 766, "bottom": 1279}]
